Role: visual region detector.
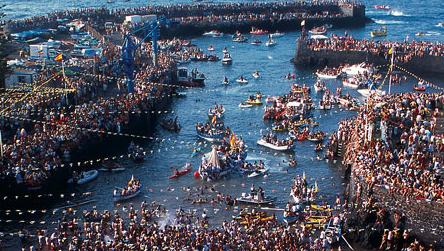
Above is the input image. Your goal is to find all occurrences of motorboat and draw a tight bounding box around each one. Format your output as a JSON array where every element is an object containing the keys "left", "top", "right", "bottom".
[
  {"left": 342, "top": 62, "right": 374, "bottom": 76},
  {"left": 371, "top": 26, "right": 387, "bottom": 37},
  {"left": 236, "top": 76, "right": 248, "bottom": 84},
  {"left": 309, "top": 26, "right": 327, "bottom": 35},
  {"left": 257, "top": 138, "right": 293, "bottom": 151},
  {"left": 247, "top": 167, "right": 269, "bottom": 178},
  {"left": 357, "top": 88, "right": 386, "bottom": 97},
  {"left": 233, "top": 35, "right": 248, "bottom": 43},
  {"left": 413, "top": 85, "right": 426, "bottom": 91},
  {"left": 203, "top": 30, "right": 222, "bottom": 37},
  {"left": 239, "top": 102, "right": 253, "bottom": 108},
  {"left": 316, "top": 72, "right": 340, "bottom": 79},
  {"left": 270, "top": 31, "right": 284, "bottom": 38},
  {"left": 207, "top": 55, "right": 220, "bottom": 61},
  {"left": 177, "top": 67, "right": 205, "bottom": 87},
  {"left": 113, "top": 184, "right": 142, "bottom": 202},
  {"left": 222, "top": 53, "right": 233, "bottom": 65},
  {"left": 250, "top": 27, "right": 268, "bottom": 35},
  {"left": 252, "top": 71, "right": 260, "bottom": 78}
]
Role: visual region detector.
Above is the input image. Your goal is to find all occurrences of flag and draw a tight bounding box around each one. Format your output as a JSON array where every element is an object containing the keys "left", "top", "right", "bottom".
[
  {"left": 211, "top": 114, "right": 216, "bottom": 124},
  {"left": 54, "top": 53, "right": 63, "bottom": 62},
  {"left": 38, "top": 50, "right": 43, "bottom": 55},
  {"left": 301, "top": 20, "right": 305, "bottom": 26},
  {"left": 230, "top": 134, "right": 236, "bottom": 146}
]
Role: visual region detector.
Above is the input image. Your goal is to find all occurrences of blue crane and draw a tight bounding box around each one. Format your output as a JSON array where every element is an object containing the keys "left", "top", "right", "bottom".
[{"left": 121, "top": 17, "right": 167, "bottom": 93}]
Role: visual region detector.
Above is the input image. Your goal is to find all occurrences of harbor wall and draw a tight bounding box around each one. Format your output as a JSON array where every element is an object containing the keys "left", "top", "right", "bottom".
[{"left": 293, "top": 39, "right": 444, "bottom": 74}]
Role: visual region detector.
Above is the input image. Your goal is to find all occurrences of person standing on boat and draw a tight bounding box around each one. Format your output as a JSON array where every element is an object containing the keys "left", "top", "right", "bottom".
[
  {"left": 250, "top": 184, "right": 256, "bottom": 198},
  {"left": 257, "top": 187, "right": 264, "bottom": 202}
]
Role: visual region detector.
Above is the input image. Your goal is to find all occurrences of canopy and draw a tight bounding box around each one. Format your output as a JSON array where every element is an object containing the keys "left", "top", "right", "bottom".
[{"left": 204, "top": 148, "right": 220, "bottom": 168}]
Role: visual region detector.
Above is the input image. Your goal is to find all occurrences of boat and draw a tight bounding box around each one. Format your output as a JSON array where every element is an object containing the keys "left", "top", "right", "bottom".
[
  {"left": 245, "top": 99, "right": 262, "bottom": 105},
  {"left": 357, "top": 88, "right": 386, "bottom": 97},
  {"left": 222, "top": 47, "right": 228, "bottom": 53},
  {"left": 233, "top": 211, "right": 268, "bottom": 220},
  {"left": 208, "top": 46, "right": 214, "bottom": 51},
  {"left": 371, "top": 26, "right": 387, "bottom": 37},
  {"left": 169, "top": 163, "right": 192, "bottom": 179},
  {"left": 270, "top": 31, "right": 284, "bottom": 38},
  {"left": 313, "top": 80, "right": 326, "bottom": 92},
  {"left": 265, "top": 39, "right": 276, "bottom": 47},
  {"left": 342, "top": 62, "right": 374, "bottom": 76},
  {"left": 257, "top": 138, "right": 293, "bottom": 151},
  {"left": 196, "top": 131, "right": 227, "bottom": 141},
  {"left": 283, "top": 215, "right": 298, "bottom": 225},
  {"left": 232, "top": 35, "right": 248, "bottom": 43},
  {"left": 247, "top": 167, "right": 269, "bottom": 178},
  {"left": 177, "top": 67, "right": 205, "bottom": 87},
  {"left": 222, "top": 53, "right": 233, "bottom": 65},
  {"left": 208, "top": 106, "right": 225, "bottom": 120},
  {"left": 316, "top": 72, "right": 339, "bottom": 79},
  {"left": 414, "top": 85, "right": 426, "bottom": 91},
  {"left": 98, "top": 167, "right": 125, "bottom": 172},
  {"left": 250, "top": 27, "right": 268, "bottom": 35},
  {"left": 374, "top": 5, "right": 390, "bottom": 9},
  {"left": 207, "top": 55, "right": 220, "bottom": 61},
  {"left": 252, "top": 71, "right": 260, "bottom": 78},
  {"left": 239, "top": 102, "right": 253, "bottom": 108},
  {"left": 265, "top": 97, "right": 277, "bottom": 103},
  {"left": 68, "top": 170, "right": 98, "bottom": 185},
  {"left": 297, "top": 133, "right": 307, "bottom": 141},
  {"left": 161, "top": 118, "right": 181, "bottom": 132},
  {"left": 190, "top": 147, "right": 201, "bottom": 158},
  {"left": 203, "top": 30, "right": 221, "bottom": 37},
  {"left": 342, "top": 78, "right": 360, "bottom": 88},
  {"left": 416, "top": 32, "right": 424, "bottom": 36},
  {"left": 309, "top": 26, "right": 327, "bottom": 35},
  {"left": 236, "top": 76, "right": 248, "bottom": 84},
  {"left": 113, "top": 184, "right": 142, "bottom": 202},
  {"left": 236, "top": 193, "right": 277, "bottom": 205},
  {"left": 251, "top": 39, "right": 262, "bottom": 45}
]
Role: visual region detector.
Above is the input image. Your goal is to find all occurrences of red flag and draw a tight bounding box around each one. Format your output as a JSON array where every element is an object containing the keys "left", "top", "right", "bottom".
[{"left": 54, "top": 53, "right": 63, "bottom": 62}]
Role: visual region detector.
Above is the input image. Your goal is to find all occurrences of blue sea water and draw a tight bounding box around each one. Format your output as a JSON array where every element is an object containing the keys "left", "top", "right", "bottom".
[{"left": 1, "top": 0, "right": 444, "bottom": 249}]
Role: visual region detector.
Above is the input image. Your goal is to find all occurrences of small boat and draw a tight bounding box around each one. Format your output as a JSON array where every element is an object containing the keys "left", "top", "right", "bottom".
[
  {"left": 169, "top": 163, "right": 192, "bottom": 179},
  {"left": 208, "top": 107, "right": 225, "bottom": 120},
  {"left": 250, "top": 27, "right": 268, "bottom": 35},
  {"left": 251, "top": 39, "right": 262, "bottom": 45},
  {"left": 252, "top": 71, "right": 260, "bottom": 78},
  {"left": 265, "top": 39, "right": 276, "bottom": 47},
  {"left": 208, "top": 46, "right": 214, "bottom": 51},
  {"left": 316, "top": 72, "right": 339, "bottom": 79},
  {"left": 357, "top": 88, "right": 386, "bottom": 97},
  {"left": 257, "top": 139, "right": 293, "bottom": 151},
  {"left": 265, "top": 97, "right": 277, "bottom": 103},
  {"left": 161, "top": 118, "right": 181, "bottom": 132},
  {"left": 245, "top": 99, "right": 262, "bottom": 105},
  {"left": 207, "top": 55, "right": 220, "bottom": 61},
  {"left": 203, "top": 30, "right": 221, "bottom": 37},
  {"left": 196, "top": 131, "right": 226, "bottom": 142},
  {"left": 236, "top": 193, "right": 277, "bottom": 205},
  {"left": 416, "top": 32, "right": 424, "bottom": 36},
  {"left": 374, "top": 5, "right": 390, "bottom": 9},
  {"left": 222, "top": 47, "right": 228, "bottom": 53},
  {"left": 233, "top": 36, "right": 248, "bottom": 43},
  {"left": 190, "top": 147, "right": 201, "bottom": 157},
  {"left": 239, "top": 102, "right": 253, "bottom": 108},
  {"left": 236, "top": 76, "right": 248, "bottom": 84},
  {"left": 309, "top": 26, "right": 327, "bottom": 35},
  {"left": 283, "top": 215, "right": 298, "bottom": 225},
  {"left": 414, "top": 85, "right": 426, "bottom": 91},
  {"left": 371, "top": 26, "right": 387, "bottom": 37},
  {"left": 342, "top": 78, "right": 360, "bottom": 88},
  {"left": 222, "top": 53, "right": 233, "bottom": 65},
  {"left": 68, "top": 170, "right": 99, "bottom": 185},
  {"left": 270, "top": 31, "right": 284, "bottom": 38},
  {"left": 437, "top": 22, "right": 444, "bottom": 27},
  {"left": 113, "top": 184, "right": 142, "bottom": 202},
  {"left": 297, "top": 133, "right": 307, "bottom": 141},
  {"left": 247, "top": 167, "right": 269, "bottom": 178}
]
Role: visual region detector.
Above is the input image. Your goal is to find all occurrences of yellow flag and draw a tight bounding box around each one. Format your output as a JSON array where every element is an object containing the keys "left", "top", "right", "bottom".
[{"left": 301, "top": 20, "right": 305, "bottom": 26}]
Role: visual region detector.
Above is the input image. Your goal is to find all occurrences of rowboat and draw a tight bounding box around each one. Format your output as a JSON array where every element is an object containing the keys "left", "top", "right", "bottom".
[
  {"left": 247, "top": 167, "right": 269, "bottom": 178},
  {"left": 245, "top": 99, "right": 262, "bottom": 105},
  {"left": 257, "top": 139, "right": 293, "bottom": 151},
  {"left": 233, "top": 211, "right": 267, "bottom": 220},
  {"left": 113, "top": 185, "right": 142, "bottom": 202},
  {"left": 68, "top": 170, "right": 98, "bottom": 185},
  {"left": 236, "top": 193, "right": 277, "bottom": 205},
  {"left": 169, "top": 163, "right": 192, "bottom": 179}
]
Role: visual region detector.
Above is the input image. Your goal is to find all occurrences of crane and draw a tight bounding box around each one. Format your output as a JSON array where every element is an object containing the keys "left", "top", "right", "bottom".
[{"left": 121, "top": 16, "right": 167, "bottom": 93}]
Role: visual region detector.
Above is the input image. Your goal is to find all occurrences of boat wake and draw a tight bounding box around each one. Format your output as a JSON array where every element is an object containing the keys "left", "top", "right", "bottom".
[
  {"left": 426, "top": 31, "right": 441, "bottom": 36},
  {"left": 387, "top": 10, "right": 410, "bottom": 17},
  {"left": 374, "top": 19, "right": 406, "bottom": 24}
]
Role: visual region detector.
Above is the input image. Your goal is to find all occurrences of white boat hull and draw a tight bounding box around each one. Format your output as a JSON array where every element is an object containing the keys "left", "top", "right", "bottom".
[
  {"left": 257, "top": 139, "right": 293, "bottom": 151},
  {"left": 68, "top": 170, "right": 98, "bottom": 185}
]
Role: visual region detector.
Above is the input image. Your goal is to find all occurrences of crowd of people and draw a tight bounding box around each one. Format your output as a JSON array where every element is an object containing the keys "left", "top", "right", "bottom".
[{"left": 305, "top": 35, "right": 444, "bottom": 64}]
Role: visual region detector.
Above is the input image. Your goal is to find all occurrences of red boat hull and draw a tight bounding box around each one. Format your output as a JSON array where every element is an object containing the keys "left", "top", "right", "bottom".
[{"left": 169, "top": 167, "right": 192, "bottom": 179}]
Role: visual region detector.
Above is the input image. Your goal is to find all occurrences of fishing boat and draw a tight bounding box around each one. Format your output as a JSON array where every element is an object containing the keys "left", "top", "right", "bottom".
[
  {"left": 236, "top": 76, "right": 248, "bottom": 84},
  {"left": 177, "top": 67, "right": 205, "bottom": 87},
  {"left": 371, "top": 26, "right": 387, "bottom": 37},
  {"left": 239, "top": 102, "right": 253, "bottom": 108},
  {"left": 257, "top": 138, "right": 293, "bottom": 151},
  {"left": 247, "top": 167, "right": 269, "bottom": 178},
  {"left": 374, "top": 5, "right": 390, "bottom": 9},
  {"left": 222, "top": 53, "right": 233, "bottom": 65},
  {"left": 270, "top": 31, "right": 284, "bottom": 38},
  {"left": 68, "top": 170, "right": 98, "bottom": 185},
  {"left": 309, "top": 26, "right": 327, "bottom": 35},
  {"left": 250, "top": 27, "right": 268, "bottom": 35},
  {"left": 169, "top": 163, "right": 192, "bottom": 179},
  {"left": 113, "top": 184, "right": 142, "bottom": 202},
  {"left": 237, "top": 193, "right": 277, "bottom": 205},
  {"left": 265, "top": 39, "right": 276, "bottom": 47}
]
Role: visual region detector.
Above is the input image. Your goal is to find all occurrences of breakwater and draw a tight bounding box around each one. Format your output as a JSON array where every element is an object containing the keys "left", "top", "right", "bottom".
[{"left": 293, "top": 39, "right": 444, "bottom": 74}]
